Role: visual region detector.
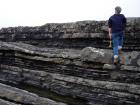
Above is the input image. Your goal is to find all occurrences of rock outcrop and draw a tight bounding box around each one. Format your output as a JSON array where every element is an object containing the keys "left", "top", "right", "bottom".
[{"left": 0, "top": 18, "right": 140, "bottom": 105}]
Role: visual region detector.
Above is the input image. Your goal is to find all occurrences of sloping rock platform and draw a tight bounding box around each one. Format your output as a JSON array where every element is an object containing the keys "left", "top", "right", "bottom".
[
  {"left": 0, "top": 18, "right": 140, "bottom": 105},
  {"left": 0, "top": 82, "right": 66, "bottom": 105}
]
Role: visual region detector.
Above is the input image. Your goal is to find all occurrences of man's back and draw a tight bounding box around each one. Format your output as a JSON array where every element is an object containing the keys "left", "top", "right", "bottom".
[{"left": 108, "top": 14, "right": 126, "bottom": 33}]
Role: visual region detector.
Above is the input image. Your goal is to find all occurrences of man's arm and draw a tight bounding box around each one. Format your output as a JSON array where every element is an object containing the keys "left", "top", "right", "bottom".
[
  {"left": 108, "top": 28, "right": 112, "bottom": 40},
  {"left": 108, "top": 18, "right": 112, "bottom": 40},
  {"left": 122, "top": 14, "right": 127, "bottom": 30},
  {"left": 108, "top": 18, "right": 112, "bottom": 48}
]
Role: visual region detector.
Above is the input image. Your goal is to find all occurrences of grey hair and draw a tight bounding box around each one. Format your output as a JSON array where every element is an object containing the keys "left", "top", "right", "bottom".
[{"left": 115, "top": 6, "right": 122, "bottom": 14}]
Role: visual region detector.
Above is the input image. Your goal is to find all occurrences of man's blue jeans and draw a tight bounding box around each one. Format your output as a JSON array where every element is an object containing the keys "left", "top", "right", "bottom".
[{"left": 112, "top": 31, "right": 124, "bottom": 58}]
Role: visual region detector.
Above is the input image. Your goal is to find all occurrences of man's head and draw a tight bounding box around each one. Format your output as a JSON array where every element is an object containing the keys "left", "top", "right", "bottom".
[{"left": 115, "top": 6, "right": 122, "bottom": 14}]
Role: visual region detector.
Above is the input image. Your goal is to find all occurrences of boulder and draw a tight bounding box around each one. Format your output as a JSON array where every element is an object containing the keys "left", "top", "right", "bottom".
[{"left": 80, "top": 47, "right": 112, "bottom": 64}]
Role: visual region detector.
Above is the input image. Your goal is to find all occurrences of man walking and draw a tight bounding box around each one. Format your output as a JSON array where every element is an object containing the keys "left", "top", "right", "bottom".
[{"left": 108, "top": 6, "right": 126, "bottom": 64}]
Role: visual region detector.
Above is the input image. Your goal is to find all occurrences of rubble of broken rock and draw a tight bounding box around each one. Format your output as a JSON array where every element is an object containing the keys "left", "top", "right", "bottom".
[{"left": 0, "top": 18, "right": 140, "bottom": 105}]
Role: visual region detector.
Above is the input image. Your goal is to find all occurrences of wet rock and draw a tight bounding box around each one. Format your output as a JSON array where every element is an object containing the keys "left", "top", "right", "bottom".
[
  {"left": 0, "top": 99, "right": 17, "bottom": 105},
  {"left": 0, "top": 83, "right": 67, "bottom": 105}
]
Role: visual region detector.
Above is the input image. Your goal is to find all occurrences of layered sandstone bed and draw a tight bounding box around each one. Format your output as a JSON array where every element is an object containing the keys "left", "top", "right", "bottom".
[{"left": 0, "top": 18, "right": 140, "bottom": 105}]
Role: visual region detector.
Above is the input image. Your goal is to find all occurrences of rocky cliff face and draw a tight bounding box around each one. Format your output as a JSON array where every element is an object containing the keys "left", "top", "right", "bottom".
[
  {"left": 0, "top": 18, "right": 140, "bottom": 50},
  {"left": 0, "top": 18, "right": 140, "bottom": 105}
]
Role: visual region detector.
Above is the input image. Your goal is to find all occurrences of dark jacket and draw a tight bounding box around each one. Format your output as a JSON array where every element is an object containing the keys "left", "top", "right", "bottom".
[{"left": 108, "top": 14, "right": 126, "bottom": 33}]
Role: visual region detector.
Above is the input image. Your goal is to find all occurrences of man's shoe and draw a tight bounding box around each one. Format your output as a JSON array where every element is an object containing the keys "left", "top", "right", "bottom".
[{"left": 114, "top": 58, "right": 119, "bottom": 64}]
